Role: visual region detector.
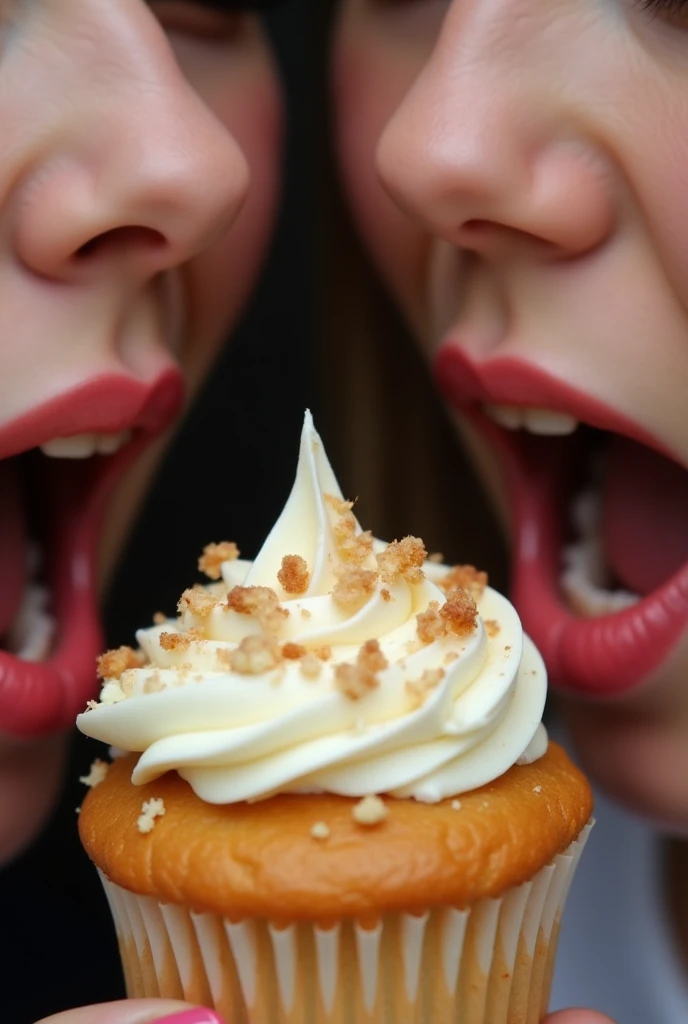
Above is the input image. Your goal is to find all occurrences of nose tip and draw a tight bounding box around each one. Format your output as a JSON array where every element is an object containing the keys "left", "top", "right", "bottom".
[
  {"left": 127, "top": 122, "right": 250, "bottom": 264},
  {"left": 14, "top": 85, "right": 249, "bottom": 283},
  {"left": 376, "top": 68, "right": 615, "bottom": 262}
]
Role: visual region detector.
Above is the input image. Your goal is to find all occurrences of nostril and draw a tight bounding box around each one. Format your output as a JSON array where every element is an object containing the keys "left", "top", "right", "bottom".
[
  {"left": 74, "top": 225, "right": 167, "bottom": 261},
  {"left": 463, "top": 220, "right": 493, "bottom": 233},
  {"left": 460, "top": 219, "right": 566, "bottom": 258}
]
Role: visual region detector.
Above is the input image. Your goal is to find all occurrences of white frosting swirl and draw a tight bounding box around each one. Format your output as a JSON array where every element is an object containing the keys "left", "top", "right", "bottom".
[{"left": 77, "top": 411, "right": 547, "bottom": 804}]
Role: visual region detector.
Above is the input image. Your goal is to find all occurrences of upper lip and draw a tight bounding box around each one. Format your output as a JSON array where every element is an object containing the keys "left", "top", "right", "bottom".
[
  {"left": 0, "top": 369, "right": 185, "bottom": 461},
  {"left": 436, "top": 343, "right": 675, "bottom": 462}
]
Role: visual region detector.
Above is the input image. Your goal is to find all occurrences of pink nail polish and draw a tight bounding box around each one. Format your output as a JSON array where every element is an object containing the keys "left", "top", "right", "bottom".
[{"left": 156, "top": 1010, "right": 225, "bottom": 1024}]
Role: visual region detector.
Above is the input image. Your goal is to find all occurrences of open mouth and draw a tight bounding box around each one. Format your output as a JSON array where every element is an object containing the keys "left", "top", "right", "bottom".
[
  {"left": 0, "top": 371, "right": 183, "bottom": 738},
  {"left": 435, "top": 347, "right": 688, "bottom": 697}
]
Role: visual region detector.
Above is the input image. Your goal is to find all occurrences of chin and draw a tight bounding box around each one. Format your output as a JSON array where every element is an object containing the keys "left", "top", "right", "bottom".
[{"left": 562, "top": 654, "right": 688, "bottom": 834}]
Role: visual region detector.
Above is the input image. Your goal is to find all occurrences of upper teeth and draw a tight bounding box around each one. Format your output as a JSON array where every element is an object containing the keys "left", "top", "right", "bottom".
[
  {"left": 40, "top": 430, "right": 132, "bottom": 459},
  {"left": 484, "top": 404, "right": 579, "bottom": 436}
]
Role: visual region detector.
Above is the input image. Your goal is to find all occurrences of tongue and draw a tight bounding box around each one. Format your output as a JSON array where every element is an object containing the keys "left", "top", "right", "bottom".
[
  {"left": 0, "top": 460, "right": 28, "bottom": 636},
  {"left": 602, "top": 436, "right": 688, "bottom": 596}
]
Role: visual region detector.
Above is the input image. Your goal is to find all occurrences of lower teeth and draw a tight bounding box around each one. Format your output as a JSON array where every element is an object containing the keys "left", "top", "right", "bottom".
[
  {"left": 560, "top": 486, "right": 639, "bottom": 618},
  {"left": 4, "top": 545, "right": 55, "bottom": 661}
]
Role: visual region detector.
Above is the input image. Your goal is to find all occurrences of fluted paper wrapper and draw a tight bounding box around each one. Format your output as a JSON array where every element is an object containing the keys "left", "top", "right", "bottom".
[{"left": 99, "top": 822, "right": 591, "bottom": 1024}]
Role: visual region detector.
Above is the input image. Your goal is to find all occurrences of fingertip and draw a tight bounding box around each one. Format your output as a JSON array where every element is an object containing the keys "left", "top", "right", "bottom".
[
  {"left": 36, "top": 999, "right": 207, "bottom": 1024},
  {"left": 544, "top": 1010, "right": 617, "bottom": 1024},
  {"left": 154, "top": 1008, "right": 226, "bottom": 1024}
]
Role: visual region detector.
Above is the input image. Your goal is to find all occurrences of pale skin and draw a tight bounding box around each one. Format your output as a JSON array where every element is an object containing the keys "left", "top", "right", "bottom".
[
  {"left": 331, "top": 0, "right": 688, "bottom": 1019},
  {"left": 0, "top": 0, "right": 282, "bottom": 1020}
]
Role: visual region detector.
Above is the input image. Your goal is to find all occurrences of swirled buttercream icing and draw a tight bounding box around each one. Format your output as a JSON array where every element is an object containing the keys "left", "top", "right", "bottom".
[{"left": 77, "top": 411, "right": 548, "bottom": 804}]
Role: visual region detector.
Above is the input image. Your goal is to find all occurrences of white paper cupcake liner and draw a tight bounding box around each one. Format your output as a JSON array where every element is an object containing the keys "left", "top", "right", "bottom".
[{"left": 99, "top": 821, "right": 592, "bottom": 1024}]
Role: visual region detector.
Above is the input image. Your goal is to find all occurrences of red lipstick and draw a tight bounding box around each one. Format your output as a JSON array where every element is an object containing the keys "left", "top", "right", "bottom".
[
  {"left": 435, "top": 345, "right": 688, "bottom": 697},
  {"left": 0, "top": 369, "right": 184, "bottom": 737}
]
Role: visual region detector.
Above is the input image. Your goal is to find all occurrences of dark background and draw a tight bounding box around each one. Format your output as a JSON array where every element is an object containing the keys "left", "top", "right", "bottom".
[{"left": 0, "top": 3, "right": 318, "bottom": 1019}]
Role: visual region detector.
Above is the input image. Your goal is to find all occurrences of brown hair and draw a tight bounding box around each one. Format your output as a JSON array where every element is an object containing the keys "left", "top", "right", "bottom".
[{"left": 316, "top": 4, "right": 507, "bottom": 588}]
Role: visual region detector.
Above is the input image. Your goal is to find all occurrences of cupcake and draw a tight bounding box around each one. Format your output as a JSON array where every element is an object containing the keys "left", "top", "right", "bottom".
[{"left": 77, "top": 410, "right": 592, "bottom": 1024}]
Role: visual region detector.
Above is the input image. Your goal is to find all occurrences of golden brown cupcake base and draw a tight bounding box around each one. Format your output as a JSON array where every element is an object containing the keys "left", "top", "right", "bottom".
[
  {"left": 80, "top": 741, "right": 591, "bottom": 920},
  {"left": 96, "top": 824, "right": 591, "bottom": 1024}
]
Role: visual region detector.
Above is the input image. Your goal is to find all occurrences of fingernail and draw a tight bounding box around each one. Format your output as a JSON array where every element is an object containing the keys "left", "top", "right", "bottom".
[{"left": 155, "top": 1011, "right": 224, "bottom": 1024}]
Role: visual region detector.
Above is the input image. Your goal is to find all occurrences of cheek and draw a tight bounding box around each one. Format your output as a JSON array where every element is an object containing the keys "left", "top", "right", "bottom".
[
  {"left": 563, "top": 692, "right": 688, "bottom": 834},
  {"left": 636, "top": 125, "right": 688, "bottom": 308},
  {"left": 590, "top": 85, "right": 688, "bottom": 447},
  {"left": 332, "top": 37, "right": 428, "bottom": 333},
  {"left": 97, "top": 64, "right": 283, "bottom": 591},
  {"left": 183, "top": 66, "right": 283, "bottom": 398}
]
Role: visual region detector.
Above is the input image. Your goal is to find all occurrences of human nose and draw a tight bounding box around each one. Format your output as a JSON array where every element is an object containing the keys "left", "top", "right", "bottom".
[
  {"left": 376, "top": 1, "right": 615, "bottom": 260},
  {"left": 13, "top": 9, "right": 249, "bottom": 283}
]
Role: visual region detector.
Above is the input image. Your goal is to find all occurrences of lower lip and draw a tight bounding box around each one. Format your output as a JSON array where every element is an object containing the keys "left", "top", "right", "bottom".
[
  {"left": 0, "top": 373, "right": 184, "bottom": 738},
  {"left": 435, "top": 356, "right": 688, "bottom": 697}
]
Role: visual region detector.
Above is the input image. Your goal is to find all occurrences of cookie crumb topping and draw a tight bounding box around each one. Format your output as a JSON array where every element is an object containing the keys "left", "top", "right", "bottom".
[
  {"left": 137, "top": 797, "right": 166, "bottom": 834},
  {"left": 96, "top": 646, "right": 144, "bottom": 680},
  {"left": 416, "top": 589, "right": 478, "bottom": 643},
  {"left": 324, "top": 493, "right": 354, "bottom": 516},
  {"left": 441, "top": 590, "right": 479, "bottom": 637},
  {"left": 228, "top": 634, "right": 281, "bottom": 675},
  {"left": 335, "top": 639, "right": 388, "bottom": 700},
  {"left": 178, "top": 586, "right": 220, "bottom": 620},
  {"left": 437, "top": 564, "right": 488, "bottom": 600},
  {"left": 282, "top": 642, "right": 307, "bottom": 660},
  {"left": 327, "top": 494, "right": 375, "bottom": 565},
  {"left": 277, "top": 554, "right": 310, "bottom": 595},
  {"left": 199, "top": 541, "right": 240, "bottom": 580},
  {"left": 79, "top": 759, "right": 109, "bottom": 789},
  {"left": 310, "top": 821, "right": 331, "bottom": 840},
  {"left": 159, "top": 632, "right": 191, "bottom": 652},
  {"left": 416, "top": 602, "right": 446, "bottom": 645},
  {"left": 332, "top": 566, "right": 378, "bottom": 613},
  {"left": 143, "top": 671, "right": 165, "bottom": 694},
  {"left": 377, "top": 537, "right": 427, "bottom": 585},
  {"left": 352, "top": 794, "right": 388, "bottom": 826},
  {"left": 226, "top": 585, "right": 288, "bottom": 632}
]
